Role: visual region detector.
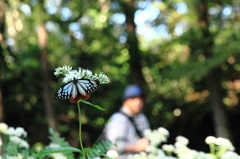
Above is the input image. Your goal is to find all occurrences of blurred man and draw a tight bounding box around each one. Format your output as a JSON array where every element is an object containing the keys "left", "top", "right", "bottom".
[{"left": 104, "top": 84, "right": 150, "bottom": 159}]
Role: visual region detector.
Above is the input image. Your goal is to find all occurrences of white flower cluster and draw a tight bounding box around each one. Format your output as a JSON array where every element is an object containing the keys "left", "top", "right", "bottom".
[
  {"left": 144, "top": 127, "right": 169, "bottom": 146},
  {"left": 128, "top": 150, "right": 177, "bottom": 159},
  {"left": 128, "top": 127, "right": 240, "bottom": 159},
  {"left": 205, "top": 136, "right": 235, "bottom": 151},
  {"left": 205, "top": 136, "right": 238, "bottom": 159},
  {"left": 5, "top": 127, "right": 27, "bottom": 138},
  {"left": 54, "top": 66, "right": 110, "bottom": 84},
  {"left": 0, "top": 123, "right": 8, "bottom": 133},
  {"left": 221, "top": 151, "right": 240, "bottom": 159},
  {"left": 0, "top": 123, "right": 29, "bottom": 150},
  {"left": 9, "top": 136, "right": 29, "bottom": 149},
  {"left": 215, "top": 137, "right": 234, "bottom": 151},
  {"left": 173, "top": 136, "right": 209, "bottom": 159},
  {"left": 54, "top": 66, "right": 73, "bottom": 77}
]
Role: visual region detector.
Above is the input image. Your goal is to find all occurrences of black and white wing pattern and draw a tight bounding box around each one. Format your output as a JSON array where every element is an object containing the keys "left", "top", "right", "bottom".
[{"left": 54, "top": 79, "right": 101, "bottom": 101}]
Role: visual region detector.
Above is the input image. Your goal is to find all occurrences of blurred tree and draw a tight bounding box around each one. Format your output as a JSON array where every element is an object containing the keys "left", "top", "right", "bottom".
[
  {"left": 196, "top": 0, "right": 230, "bottom": 139},
  {"left": 120, "top": 0, "right": 146, "bottom": 89},
  {"left": 0, "top": 0, "right": 6, "bottom": 122},
  {"left": 1, "top": 0, "right": 240, "bottom": 152},
  {"left": 37, "top": 1, "right": 57, "bottom": 130},
  {"left": 38, "top": 22, "right": 57, "bottom": 130}
]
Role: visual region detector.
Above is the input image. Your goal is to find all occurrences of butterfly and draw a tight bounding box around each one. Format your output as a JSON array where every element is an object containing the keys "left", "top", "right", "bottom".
[{"left": 54, "top": 78, "right": 101, "bottom": 103}]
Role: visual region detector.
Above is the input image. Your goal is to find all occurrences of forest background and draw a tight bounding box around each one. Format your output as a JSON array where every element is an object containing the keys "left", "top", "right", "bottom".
[{"left": 1, "top": 0, "right": 240, "bottom": 154}]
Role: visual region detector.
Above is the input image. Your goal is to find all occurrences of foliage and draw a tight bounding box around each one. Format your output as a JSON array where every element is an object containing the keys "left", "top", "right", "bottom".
[
  {"left": 0, "top": 123, "right": 33, "bottom": 158},
  {"left": 43, "top": 128, "right": 76, "bottom": 158},
  {"left": 1, "top": 0, "right": 240, "bottom": 154},
  {"left": 87, "top": 139, "right": 112, "bottom": 159},
  {"left": 0, "top": 123, "right": 111, "bottom": 159}
]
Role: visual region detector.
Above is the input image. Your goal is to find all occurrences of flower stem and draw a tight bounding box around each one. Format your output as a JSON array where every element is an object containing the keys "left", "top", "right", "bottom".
[
  {"left": 77, "top": 101, "right": 88, "bottom": 159},
  {"left": 166, "top": 151, "right": 172, "bottom": 156},
  {"left": 209, "top": 143, "right": 215, "bottom": 155}
]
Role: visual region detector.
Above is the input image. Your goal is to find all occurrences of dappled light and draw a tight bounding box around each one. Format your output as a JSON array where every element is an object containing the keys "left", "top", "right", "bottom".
[{"left": 0, "top": 0, "right": 240, "bottom": 158}]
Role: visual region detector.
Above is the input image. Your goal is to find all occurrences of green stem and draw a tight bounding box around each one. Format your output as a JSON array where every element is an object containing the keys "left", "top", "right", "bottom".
[
  {"left": 209, "top": 143, "right": 215, "bottom": 155},
  {"left": 166, "top": 151, "right": 172, "bottom": 156},
  {"left": 77, "top": 101, "right": 88, "bottom": 159}
]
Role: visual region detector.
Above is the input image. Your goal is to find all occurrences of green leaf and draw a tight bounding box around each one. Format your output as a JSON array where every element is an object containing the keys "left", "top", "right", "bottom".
[
  {"left": 84, "top": 148, "right": 112, "bottom": 159},
  {"left": 83, "top": 148, "right": 96, "bottom": 153},
  {"left": 80, "top": 100, "right": 106, "bottom": 111},
  {"left": 34, "top": 147, "right": 82, "bottom": 158},
  {"left": 86, "top": 140, "right": 113, "bottom": 158}
]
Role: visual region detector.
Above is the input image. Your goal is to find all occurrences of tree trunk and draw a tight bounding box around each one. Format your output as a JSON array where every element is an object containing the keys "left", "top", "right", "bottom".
[
  {"left": 37, "top": 23, "right": 57, "bottom": 130},
  {"left": 0, "top": 0, "right": 6, "bottom": 122},
  {"left": 197, "top": 0, "right": 231, "bottom": 138},
  {"left": 120, "top": 0, "right": 146, "bottom": 88},
  {"left": 207, "top": 68, "right": 230, "bottom": 138}
]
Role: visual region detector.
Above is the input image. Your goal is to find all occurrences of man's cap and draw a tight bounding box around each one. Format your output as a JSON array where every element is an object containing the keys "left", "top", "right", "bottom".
[{"left": 122, "top": 84, "right": 144, "bottom": 100}]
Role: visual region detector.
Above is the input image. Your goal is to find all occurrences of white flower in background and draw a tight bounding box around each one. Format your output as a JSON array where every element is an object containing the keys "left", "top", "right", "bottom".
[
  {"left": 174, "top": 146, "right": 191, "bottom": 155},
  {"left": 215, "top": 137, "right": 234, "bottom": 151},
  {"left": 162, "top": 144, "right": 175, "bottom": 153},
  {"left": 146, "top": 145, "right": 158, "bottom": 155},
  {"left": 147, "top": 153, "right": 159, "bottom": 159},
  {"left": 195, "top": 151, "right": 212, "bottom": 159},
  {"left": 128, "top": 127, "right": 240, "bottom": 159},
  {"left": 158, "top": 127, "right": 169, "bottom": 137},
  {"left": 175, "top": 141, "right": 188, "bottom": 149},
  {"left": 5, "top": 127, "right": 18, "bottom": 136},
  {"left": 106, "top": 150, "right": 119, "bottom": 159},
  {"left": 5, "top": 127, "right": 27, "bottom": 137},
  {"left": 137, "top": 152, "right": 147, "bottom": 158},
  {"left": 177, "top": 153, "right": 192, "bottom": 159},
  {"left": 49, "top": 153, "right": 67, "bottom": 159},
  {"left": 144, "top": 129, "right": 151, "bottom": 137},
  {"left": 164, "top": 157, "right": 178, "bottom": 159},
  {"left": 157, "top": 148, "right": 178, "bottom": 159},
  {"left": 175, "top": 136, "right": 189, "bottom": 146},
  {"left": 157, "top": 149, "right": 166, "bottom": 158},
  {"left": 220, "top": 151, "right": 240, "bottom": 159},
  {"left": 144, "top": 127, "right": 169, "bottom": 146},
  {"left": 128, "top": 151, "right": 161, "bottom": 159},
  {"left": 9, "top": 136, "right": 29, "bottom": 149},
  {"left": 0, "top": 123, "right": 8, "bottom": 133},
  {"left": 15, "top": 127, "right": 27, "bottom": 137},
  {"left": 177, "top": 150, "right": 199, "bottom": 159},
  {"left": 205, "top": 136, "right": 216, "bottom": 144},
  {"left": 174, "top": 136, "right": 191, "bottom": 158}
]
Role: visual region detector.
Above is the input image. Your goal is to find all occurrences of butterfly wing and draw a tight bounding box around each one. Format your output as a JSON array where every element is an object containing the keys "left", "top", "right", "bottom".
[
  {"left": 54, "top": 79, "right": 101, "bottom": 101},
  {"left": 54, "top": 81, "right": 74, "bottom": 100},
  {"left": 76, "top": 79, "right": 101, "bottom": 94}
]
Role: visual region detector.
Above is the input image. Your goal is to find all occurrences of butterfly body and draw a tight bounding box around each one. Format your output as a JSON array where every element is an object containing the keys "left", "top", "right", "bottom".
[{"left": 54, "top": 78, "right": 101, "bottom": 103}]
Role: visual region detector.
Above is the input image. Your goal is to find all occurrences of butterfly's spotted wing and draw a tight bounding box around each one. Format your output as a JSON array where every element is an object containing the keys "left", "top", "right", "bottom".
[
  {"left": 75, "top": 79, "right": 101, "bottom": 94},
  {"left": 54, "top": 82, "right": 73, "bottom": 100},
  {"left": 54, "top": 79, "right": 101, "bottom": 102}
]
